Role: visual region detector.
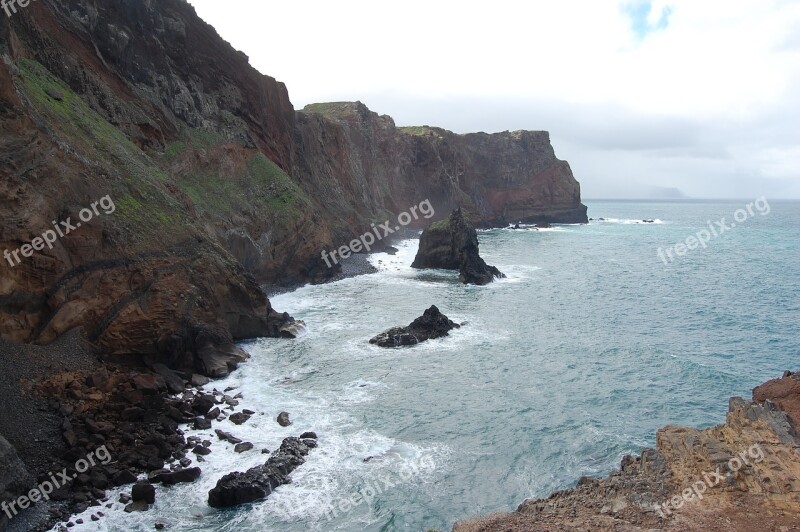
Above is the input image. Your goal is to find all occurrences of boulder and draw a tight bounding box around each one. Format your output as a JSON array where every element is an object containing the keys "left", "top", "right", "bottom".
[
  {"left": 412, "top": 209, "right": 504, "bottom": 285},
  {"left": 234, "top": 443, "right": 254, "bottom": 453},
  {"left": 0, "top": 434, "right": 34, "bottom": 509},
  {"left": 370, "top": 306, "right": 460, "bottom": 348},
  {"left": 207, "top": 437, "right": 311, "bottom": 508},
  {"left": 151, "top": 467, "right": 202, "bottom": 485},
  {"left": 131, "top": 483, "right": 156, "bottom": 504},
  {"left": 277, "top": 412, "right": 292, "bottom": 427},
  {"left": 229, "top": 412, "right": 251, "bottom": 425}
]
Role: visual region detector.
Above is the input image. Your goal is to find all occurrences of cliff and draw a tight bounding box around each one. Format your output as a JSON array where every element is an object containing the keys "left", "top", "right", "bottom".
[
  {"left": 0, "top": 0, "right": 585, "bottom": 371},
  {"left": 455, "top": 372, "right": 800, "bottom": 531}
]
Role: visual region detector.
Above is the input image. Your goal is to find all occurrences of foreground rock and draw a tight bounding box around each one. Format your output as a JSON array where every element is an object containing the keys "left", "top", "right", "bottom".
[
  {"left": 370, "top": 306, "right": 460, "bottom": 348},
  {"left": 207, "top": 437, "right": 312, "bottom": 508},
  {"left": 454, "top": 371, "right": 800, "bottom": 532},
  {"left": 412, "top": 209, "right": 505, "bottom": 285},
  {"left": 0, "top": 434, "right": 34, "bottom": 526}
]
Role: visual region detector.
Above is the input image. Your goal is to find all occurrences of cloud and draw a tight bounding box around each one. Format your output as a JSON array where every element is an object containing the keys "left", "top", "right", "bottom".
[{"left": 623, "top": 0, "right": 673, "bottom": 39}]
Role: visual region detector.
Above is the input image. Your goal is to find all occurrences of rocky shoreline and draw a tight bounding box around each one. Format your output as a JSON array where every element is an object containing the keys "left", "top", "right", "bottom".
[
  {"left": 454, "top": 371, "right": 800, "bottom": 531},
  {"left": 0, "top": 334, "right": 315, "bottom": 531}
]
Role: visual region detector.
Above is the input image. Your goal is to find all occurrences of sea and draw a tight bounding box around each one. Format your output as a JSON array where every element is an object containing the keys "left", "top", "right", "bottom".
[{"left": 61, "top": 199, "right": 800, "bottom": 531}]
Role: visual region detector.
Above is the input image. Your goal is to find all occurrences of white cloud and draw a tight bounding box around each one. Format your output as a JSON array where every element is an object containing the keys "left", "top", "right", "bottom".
[{"left": 187, "top": 0, "right": 800, "bottom": 198}]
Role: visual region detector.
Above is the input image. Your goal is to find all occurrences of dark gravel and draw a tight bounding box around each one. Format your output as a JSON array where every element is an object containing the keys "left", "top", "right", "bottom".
[{"left": 0, "top": 328, "right": 99, "bottom": 531}]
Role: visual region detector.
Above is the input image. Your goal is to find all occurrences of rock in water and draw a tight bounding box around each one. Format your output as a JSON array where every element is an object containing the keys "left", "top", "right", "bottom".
[
  {"left": 412, "top": 209, "right": 505, "bottom": 285},
  {"left": 207, "top": 437, "right": 310, "bottom": 508},
  {"left": 370, "top": 306, "right": 461, "bottom": 348},
  {"left": 276, "top": 412, "right": 292, "bottom": 427}
]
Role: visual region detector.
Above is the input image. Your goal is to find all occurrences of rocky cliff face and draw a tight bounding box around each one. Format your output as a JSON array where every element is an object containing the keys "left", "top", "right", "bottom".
[
  {"left": 0, "top": 0, "right": 586, "bottom": 369},
  {"left": 454, "top": 372, "right": 800, "bottom": 531},
  {"left": 296, "top": 102, "right": 588, "bottom": 233}
]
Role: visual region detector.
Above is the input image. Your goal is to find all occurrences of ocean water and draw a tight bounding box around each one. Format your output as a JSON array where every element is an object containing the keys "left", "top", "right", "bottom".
[{"left": 62, "top": 200, "right": 800, "bottom": 532}]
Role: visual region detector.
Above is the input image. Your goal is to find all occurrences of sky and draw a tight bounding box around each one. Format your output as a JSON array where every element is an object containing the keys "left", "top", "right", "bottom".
[{"left": 187, "top": 0, "right": 800, "bottom": 199}]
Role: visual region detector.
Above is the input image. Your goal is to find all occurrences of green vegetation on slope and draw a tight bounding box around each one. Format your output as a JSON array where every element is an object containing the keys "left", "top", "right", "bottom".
[{"left": 16, "top": 59, "right": 185, "bottom": 236}]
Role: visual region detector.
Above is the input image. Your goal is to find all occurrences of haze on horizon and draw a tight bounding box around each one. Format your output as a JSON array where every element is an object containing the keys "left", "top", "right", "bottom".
[{"left": 187, "top": 0, "right": 800, "bottom": 200}]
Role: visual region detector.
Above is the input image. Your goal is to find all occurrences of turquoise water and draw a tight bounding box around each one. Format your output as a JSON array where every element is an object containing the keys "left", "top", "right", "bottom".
[{"left": 67, "top": 200, "right": 800, "bottom": 531}]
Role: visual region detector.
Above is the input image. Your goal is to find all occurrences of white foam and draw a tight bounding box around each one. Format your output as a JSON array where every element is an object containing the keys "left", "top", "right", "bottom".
[
  {"left": 593, "top": 218, "right": 665, "bottom": 225},
  {"left": 55, "top": 343, "right": 447, "bottom": 531}
]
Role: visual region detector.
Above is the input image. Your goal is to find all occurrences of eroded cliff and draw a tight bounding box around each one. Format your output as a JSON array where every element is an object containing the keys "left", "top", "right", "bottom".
[{"left": 0, "top": 0, "right": 586, "bottom": 369}]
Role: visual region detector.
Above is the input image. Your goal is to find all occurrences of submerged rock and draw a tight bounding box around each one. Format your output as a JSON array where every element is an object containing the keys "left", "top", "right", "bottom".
[
  {"left": 370, "top": 306, "right": 460, "bottom": 348},
  {"left": 207, "top": 437, "right": 311, "bottom": 508},
  {"left": 412, "top": 209, "right": 504, "bottom": 285}
]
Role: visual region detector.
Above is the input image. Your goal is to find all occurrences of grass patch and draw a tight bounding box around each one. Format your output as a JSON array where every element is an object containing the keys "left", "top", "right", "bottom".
[
  {"left": 301, "top": 102, "right": 361, "bottom": 119},
  {"left": 399, "top": 126, "right": 430, "bottom": 136}
]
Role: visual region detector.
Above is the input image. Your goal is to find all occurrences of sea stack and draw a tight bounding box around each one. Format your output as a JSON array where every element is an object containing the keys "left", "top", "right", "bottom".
[{"left": 412, "top": 209, "right": 505, "bottom": 285}]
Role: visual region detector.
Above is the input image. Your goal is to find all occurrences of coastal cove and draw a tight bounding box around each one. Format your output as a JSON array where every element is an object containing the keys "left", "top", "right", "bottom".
[{"left": 62, "top": 200, "right": 800, "bottom": 531}]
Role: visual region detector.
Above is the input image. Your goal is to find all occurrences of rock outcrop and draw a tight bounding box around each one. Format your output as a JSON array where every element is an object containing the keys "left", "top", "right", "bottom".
[
  {"left": 207, "top": 437, "right": 312, "bottom": 508},
  {"left": 454, "top": 372, "right": 800, "bottom": 531},
  {"left": 370, "top": 306, "right": 460, "bottom": 348},
  {"left": 412, "top": 210, "right": 504, "bottom": 285}
]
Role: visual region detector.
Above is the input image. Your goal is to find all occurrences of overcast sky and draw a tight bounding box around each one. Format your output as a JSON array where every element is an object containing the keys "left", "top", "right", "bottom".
[{"left": 187, "top": 0, "right": 800, "bottom": 199}]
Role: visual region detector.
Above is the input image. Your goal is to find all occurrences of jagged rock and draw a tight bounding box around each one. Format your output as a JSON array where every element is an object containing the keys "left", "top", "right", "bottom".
[
  {"left": 207, "top": 437, "right": 311, "bottom": 508},
  {"left": 455, "top": 371, "right": 800, "bottom": 531},
  {"left": 370, "top": 306, "right": 460, "bottom": 348},
  {"left": 412, "top": 209, "right": 505, "bottom": 285}
]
